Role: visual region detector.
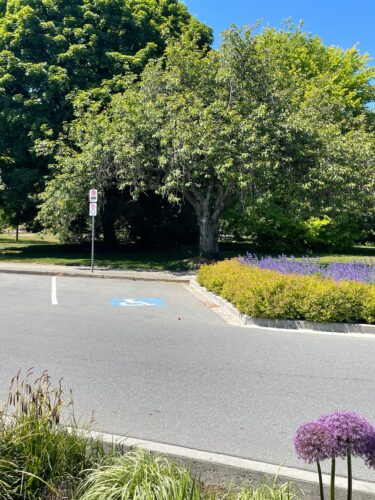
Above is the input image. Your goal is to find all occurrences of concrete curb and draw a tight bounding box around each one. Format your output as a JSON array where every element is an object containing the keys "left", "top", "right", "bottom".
[
  {"left": 0, "top": 264, "right": 191, "bottom": 284},
  {"left": 79, "top": 430, "right": 375, "bottom": 499},
  {"left": 187, "top": 279, "right": 244, "bottom": 326},
  {"left": 189, "top": 278, "right": 375, "bottom": 336}
]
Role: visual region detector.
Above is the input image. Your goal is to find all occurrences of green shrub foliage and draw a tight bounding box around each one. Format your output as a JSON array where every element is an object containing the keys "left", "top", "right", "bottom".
[{"left": 197, "top": 260, "right": 375, "bottom": 324}]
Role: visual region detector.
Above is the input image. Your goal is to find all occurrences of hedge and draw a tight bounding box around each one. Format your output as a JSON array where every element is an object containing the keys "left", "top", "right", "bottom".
[{"left": 197, "top": 259, "right": 375, "bottom": 324}]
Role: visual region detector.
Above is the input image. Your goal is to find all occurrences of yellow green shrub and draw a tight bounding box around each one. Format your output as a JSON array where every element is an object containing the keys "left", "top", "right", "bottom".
[{"left": 197, "top": 259, "right": 374, "bottom": 324}]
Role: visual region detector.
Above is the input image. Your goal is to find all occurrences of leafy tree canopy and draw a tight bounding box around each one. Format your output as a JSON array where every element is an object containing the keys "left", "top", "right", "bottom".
[
  {"left": 222, "top": 24, "right": 375, "bottom": 251},
  {"left": 39, "top": 24, "right": 375, "bottom": 258},
  {"left": 0, "top": 0, "right": 212, "bottom": 228}
]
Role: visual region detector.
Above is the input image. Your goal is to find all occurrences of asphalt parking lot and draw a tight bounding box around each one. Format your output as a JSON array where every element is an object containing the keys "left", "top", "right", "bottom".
[{"left": 1, "top": 272, "right": 375, "bottom": 480}]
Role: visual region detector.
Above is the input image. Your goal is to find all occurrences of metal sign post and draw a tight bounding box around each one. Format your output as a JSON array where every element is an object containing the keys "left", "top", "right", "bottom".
[
  {"left": 91, "top": 214, "right": 95, "bottom": 273},
  {"left": 89, "top": 190, "right": 98, "bottom": 273}
]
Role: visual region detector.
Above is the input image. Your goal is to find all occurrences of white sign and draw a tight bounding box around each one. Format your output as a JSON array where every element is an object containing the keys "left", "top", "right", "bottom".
[
  {"left": 89, "top": 203, "right": 97, "bottom": 217},
  {"left": 89, "top": 189, "right": 98, "bottom": 203}
]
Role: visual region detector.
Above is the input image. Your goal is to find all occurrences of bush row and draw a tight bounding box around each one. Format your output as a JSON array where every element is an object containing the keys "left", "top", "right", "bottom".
[{"left": 197, "top": 259, "right": 375, "bottom": 324}]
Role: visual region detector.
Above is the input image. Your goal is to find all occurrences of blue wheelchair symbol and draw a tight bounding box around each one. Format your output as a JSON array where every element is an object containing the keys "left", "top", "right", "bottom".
[{"left": 112, "top": 298, "right": 166, "bottom": 308}]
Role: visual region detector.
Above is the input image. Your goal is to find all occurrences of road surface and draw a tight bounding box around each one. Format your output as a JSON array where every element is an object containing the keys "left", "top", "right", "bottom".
[{"left": 1, "top": 272, "right": 374, "bottom": 480}]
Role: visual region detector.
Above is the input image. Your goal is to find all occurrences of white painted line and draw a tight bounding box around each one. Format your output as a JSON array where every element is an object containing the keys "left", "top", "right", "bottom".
[{"left": 51, "top": 276, "right": 57, "bottom": 305}]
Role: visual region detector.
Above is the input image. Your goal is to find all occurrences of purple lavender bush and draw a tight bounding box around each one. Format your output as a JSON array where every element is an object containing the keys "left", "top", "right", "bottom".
[
  {"left": 239, "top": 254, "right": 375, "bottom": 284},
  {"left": 294, "top": 411, "right": 375, "bottom": 500}
]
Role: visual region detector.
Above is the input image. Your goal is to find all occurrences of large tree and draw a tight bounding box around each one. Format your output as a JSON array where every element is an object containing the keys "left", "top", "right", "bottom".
[
  {"left": 0, "top": 0, "right": 212, "bottom": 231},
  {"left": 221, "top": 25, "right": 375, "bottom": 251},
  {"left": 39, "top": 25, "right": 374, "bottom": 259}
]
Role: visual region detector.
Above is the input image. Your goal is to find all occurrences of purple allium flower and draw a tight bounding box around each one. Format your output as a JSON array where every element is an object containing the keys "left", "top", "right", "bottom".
[
  {"left": 319, "top": 411, "right": 375, "bottom": 458},
  {"left": 294, "top": 421, "right": 337, "bottom": 463},
  {"left": 363, "top": 431, "right": 375, "bottom": 468}
]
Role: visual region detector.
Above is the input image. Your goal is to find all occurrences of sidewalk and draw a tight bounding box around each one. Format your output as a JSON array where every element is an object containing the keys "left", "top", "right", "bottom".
[{"left": 0, "top": 262, "right": 193, "bottom": 283}]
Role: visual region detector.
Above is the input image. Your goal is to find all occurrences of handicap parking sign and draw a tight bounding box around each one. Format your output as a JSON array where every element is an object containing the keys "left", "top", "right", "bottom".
[{"left": 112, "top": 298, "right": 166, "bottom": 308}]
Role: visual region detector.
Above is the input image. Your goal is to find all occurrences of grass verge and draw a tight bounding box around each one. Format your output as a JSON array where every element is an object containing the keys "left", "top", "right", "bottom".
[{"left": 1, "top": 233, "right": 374, "bottom": 271}]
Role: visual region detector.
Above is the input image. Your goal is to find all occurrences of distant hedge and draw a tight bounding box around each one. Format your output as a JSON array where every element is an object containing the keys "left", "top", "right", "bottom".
[{"left": 197, "top": 260, "right": 375, "bottom": 324}]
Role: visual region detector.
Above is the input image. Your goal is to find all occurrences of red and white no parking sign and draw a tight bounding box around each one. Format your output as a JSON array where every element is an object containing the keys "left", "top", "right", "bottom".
[
  {"left": 89, "top": 189, "right": 98, "bottom": 203},
  {"left": 89, "top": 203, "right": 97, "bottom": 216},
  {"left": 89, "top": 188, "right": 98, "bottom": 273}
]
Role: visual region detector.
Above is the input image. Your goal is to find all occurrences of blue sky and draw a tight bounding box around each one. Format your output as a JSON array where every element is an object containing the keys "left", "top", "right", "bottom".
[{"left": 184, "top": 0, "right": 375, "bottom": 60}]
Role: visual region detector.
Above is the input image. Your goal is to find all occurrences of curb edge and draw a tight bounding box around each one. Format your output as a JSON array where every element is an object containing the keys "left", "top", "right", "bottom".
[
  {"left": 81, "top": 430, "right": 375, "bottom": 499},
  {"left": 0, "top": 267, "right": 190, "bottom": 284}
]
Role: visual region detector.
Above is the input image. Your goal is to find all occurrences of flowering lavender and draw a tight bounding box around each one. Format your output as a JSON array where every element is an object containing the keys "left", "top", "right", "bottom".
[
  {"left": 239, "top": 254, "right": 375, "bottom": 284},
  {"left": 294, "top": 421, "right": 337, "bottom": 463},
  {"left": 323, "top": 262, "right": 375, "bottom": 284},
  {"left": 239, "top": 254, "right": 321, "bottom": 276}
]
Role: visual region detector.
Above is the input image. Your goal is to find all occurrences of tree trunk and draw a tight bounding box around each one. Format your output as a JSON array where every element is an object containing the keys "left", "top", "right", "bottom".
[
  {"left": 198, "top": 214, "right": 219, "bottom": 261},
  {"left": 15, "top": 224, "right": 19, "bottom": 243}
]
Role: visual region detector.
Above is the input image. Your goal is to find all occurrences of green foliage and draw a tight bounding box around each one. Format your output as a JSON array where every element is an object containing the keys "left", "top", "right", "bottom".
[
  {"left": 39, "top": 23, "right": 374, "bottom": 258},
  {"left": 39, "top": 32, "right": 255, "bottom": 257},
  {"left": 221, "top": 208, "right": 363, "bottom": 252},
  {"left": 0, "top": 207, "right": 6, "bottom": 232},
  {"left": 220, "top": 24, "right": 375, "bottom": 252},
  {"left": 299, "top": 216, "right": 361, "bottom": 251},
  {"left": 197, "top": 260, "right": 375, "bottom": 324},
  {"left": 78, "top": 449, "right": 203, "bottom": 500},
  {"left": 0, "top": 0, "right": 212, "bottom": 227},
  {"left": 0, "top": 370, "right": 103, "bottom": 499},
  {"left": 234, "top": 479, "right": 302, "bottom": 500},
  {"left": 78, "top": 450, "right": 302, "bottom": 500}
]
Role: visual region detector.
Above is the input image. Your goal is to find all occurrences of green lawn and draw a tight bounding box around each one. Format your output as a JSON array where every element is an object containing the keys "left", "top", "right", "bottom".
[
  {"left": 0, "top": 233, "right": 374, "bottom": 271},
  {"left": 303, "top": 246, "right": 375, "bottom": 264},
  {"left": 0, "top": 234, "right": 197, "bottom": 271}
]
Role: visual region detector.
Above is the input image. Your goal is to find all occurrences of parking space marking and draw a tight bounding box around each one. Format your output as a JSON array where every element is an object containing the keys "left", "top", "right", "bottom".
[
  {"left": 111, "top": 298, "right": 166, "bottom": 308},
  {"left": 51, "top": 277, "right": 58, "bottom": 305}
]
